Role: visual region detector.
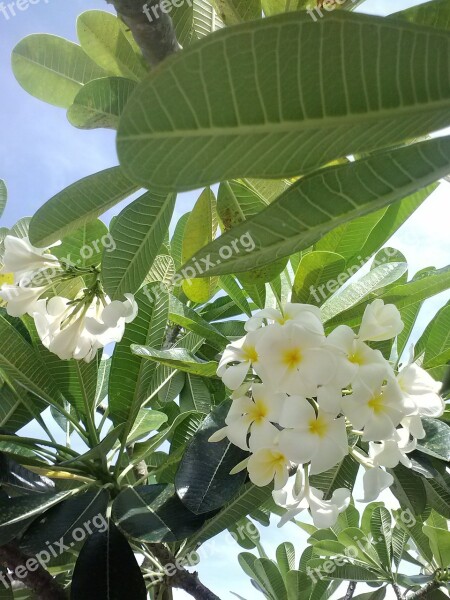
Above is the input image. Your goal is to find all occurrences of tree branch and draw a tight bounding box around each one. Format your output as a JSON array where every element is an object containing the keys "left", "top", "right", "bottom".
[
  {"left": 344, "top": 582, "right": 357, "bottom": 600},
  {"left": 406, "top": 580, "right": 441, "bottom": 599},
  {"left": 107, "top": 0, "right": 181, "bottom": 67},
  {"left": 0, "top": 544, "right": 67, "bottom": 600},
  {"left": 392, "top": 583, "right": 404, "bottom": 600},
  {"left": 148, "top": 543, "right": 221, "bottom": 600}
]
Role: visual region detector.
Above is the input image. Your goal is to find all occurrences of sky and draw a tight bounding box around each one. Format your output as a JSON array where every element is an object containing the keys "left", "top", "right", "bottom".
[{"left": 1, "top": 1, "right": 449, "bottom": 599}]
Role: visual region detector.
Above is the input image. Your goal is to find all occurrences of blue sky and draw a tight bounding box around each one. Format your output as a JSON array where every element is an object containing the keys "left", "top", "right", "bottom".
[{"left": 1, "top": 1, "right": 449, "bottom": 599}]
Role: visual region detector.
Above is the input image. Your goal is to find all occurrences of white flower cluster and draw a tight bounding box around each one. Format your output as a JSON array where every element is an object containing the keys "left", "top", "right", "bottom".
[
  {"left": 0, "top": 236, "right": 138, "bottom": 362},
  {"left": 212, "top": 301, "right": 444, "bottom": 529}
]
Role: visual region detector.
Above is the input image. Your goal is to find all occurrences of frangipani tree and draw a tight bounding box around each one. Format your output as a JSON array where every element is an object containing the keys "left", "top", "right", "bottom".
[{"left": 0, "top": 1, "right": 449, "bottom": 599}]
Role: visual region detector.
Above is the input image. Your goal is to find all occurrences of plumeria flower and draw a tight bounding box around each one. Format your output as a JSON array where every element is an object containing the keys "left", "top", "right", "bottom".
[
  {"left": 85, "top": 293, "right": 138, "bottom": 333},
  {"left": 342, "top": 365, "right": 411, "bottom": 441},
  {"left": 273, "top": 468, "right": 351, "bottom": 528},
  {"left": 33, "top": 294, "right": 138, "bottom": 362},
  {"left": 326, "top": 324, "right": 388, "bottom": 387},
  {"left": 361, "top": 466, "right": 394, "bottom": 502},
  {"left": 216, "top": 330, "right": 265, "bottom": 390},
  {"left": 369, "top": 428, "right": 416, "bottom": 469},
  {"left": 256, "top": 321, "right": 336, "bottom": 396},
  {"left": 0, "top": 284, "right": 48, "bottom": 317},
  {"left": 278, "top": 397, "right": 348, "bottom": 474},
  {"left": 209, "top": 384, "right": 286, "bottom": 451},
  {"left": 1, "top": 235, "right": 60, "bottom": 281},
  {"left": 247, "top": 444, "right": 291, "bottom": 490},
  {"left": 245, "top": 302, "right": 323, "bottom": 333},
  {"left": 397, "top": 363, "right": 444, "bottom": 418},
  {"left": 358, "top": 299, "right": 404, "bottom": 342}
]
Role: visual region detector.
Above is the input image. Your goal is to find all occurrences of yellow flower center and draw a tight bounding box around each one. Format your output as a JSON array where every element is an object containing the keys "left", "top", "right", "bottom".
[
  {"left": 249, "top": 401, "right": 268, "bottom": 424},
  {"left": 243, "top": 344, "right": 258, "bottom": 363},
  {"left": 368, "top": 392, "right": 385, "bottom": 414},
  {"left": 308, "top": 416, "right": 329, "bottom": 438},
  {"left": 282, "top": 347, "right": 302, "bottom": 370},
  {"left": 269, "top": 450, "right": 287, "bottom": 469},
  {"left": 349, "top": 351, "right": 365, "bottom": 365}
]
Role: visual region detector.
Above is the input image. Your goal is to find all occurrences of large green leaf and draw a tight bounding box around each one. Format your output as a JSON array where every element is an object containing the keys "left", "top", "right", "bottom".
[
  {"left": 417, "top": 302, "right": 450, "bottom": 368},
  {"left": 180, "top": 374, "right": 212, "bottom": 414},
  {"left": 423, "top": 525, "right": 450, "bottom": 568},
  {"left": 388, "top": 464, "right": 427, "bottom": 516},
  {"left": 12, "top": 34, "right": 106, "bottom": 108},
  {"left": 29, "top": 167, "right": 139, "bottom": 247},
  {"left": 175, "top": 401, "right": 248, "bottom": 514},
  {"left": 71, "top": 521, "right": 146, "bottom": 600},
  {"left": 131, "top": 346, "right": 218, "bottom": 377},
  {"left": 109, "top": 285, "right": 169, "bottom": 425},
  {"left": 117, "top": 12, "right": 450, "bottom": 192},
  {"left": 181, "top": 481, "right": 272, "bottom": 555},
  {"left": 0, "top": 489, "right": 80, "bottom": 529},
  {"left": 0, "top": 315, "right": 65, "bottom": 411},
  {"left": 292, "top": 251, "right": 346, "bottom": 305},
  {"left": 417, "top": 419, "right": 450, "bottom": 462},
  {"left": 391, "top": 0, "right": 450, "bottom": 29},
  {"left": 112, "top": 484, "right": 211, "bottom": 542},
  {"left": 180, "top": 138, "right": 450, "bottom": 276},
  {"left": 67, "top": 77, "right": 137, "bottom": 130},
  {"left": 101, "top": 191, "right": 176, "bottom": 298},
  {"left": 370, "top": 507, "right": 392, "bottom": 572},
  {"left": 77, "top": 10, "right": 147, "bottom": 80},
  {"left": 20, "top": 489, "right": 109, "bottom": 554}
]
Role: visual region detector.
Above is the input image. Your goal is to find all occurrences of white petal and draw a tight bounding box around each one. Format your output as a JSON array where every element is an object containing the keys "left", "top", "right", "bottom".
[
  {"left": 221, "top": 361, "right": 251, "bottom": 390},
  {"left": 360, "top": 467, "right": 394, "bottom": 502}
]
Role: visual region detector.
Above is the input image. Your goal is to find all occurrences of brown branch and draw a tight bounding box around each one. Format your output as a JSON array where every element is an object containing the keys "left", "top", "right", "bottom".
[
  {"left": 0, "top": 544, "right": 67, "bottom": 600},
  {"left": 344, "top": 582, "right": 357, "bottom": 600},
  {"left": 108, "top": 0, "right": 181, "bottom": 67},
  {"left": 392, "top": 583, "right": 404, "bottom": 600},
  {"left": 406, "top": 580, "right": 441, "bottom": 600},
  {"left": 148, "top": 543, "right": 221, "bottom": 600}
]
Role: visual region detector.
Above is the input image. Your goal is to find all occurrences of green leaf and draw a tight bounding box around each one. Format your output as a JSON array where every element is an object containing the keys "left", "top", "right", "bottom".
[
  {"left": 389, "top": 464, "right": 427, "bottom": 516},
  {"left": 169, "top": 295, "right": 229, "bottom": 350},
  {"left": 391, "top": 0, "right": 450, "bottom": 29},
  {"left": 71, "top": 521, "right": 146, "bottom": 600},
  {"left": 180, "top": 374, "right": 212, "bottom": 414},
  {"left": 276, "top": 542, "right": 296, "bottom": 579},
  {"left": 131, "top": 346, "right": 218, "bottom": 377},
  {"left": 77, "top": 10, "right": 147, "bottom": 80},
  {"left": 322, "top": 262, "right": 407, "bottom": 322},
  {"left": 393, "top": 508, "right": 433, "bottom": 565},
  {"left": 109, "top": 285, "right": 169, "bottom": 425},
  {"left": 67, "top": 77, "right": 137, "bottom": 130},
  {"left": 117, "top": 12, "right": 450, "bottom": 192},
  {"left": 29, "top": 167, "right": 139, "bottom": 247},
  {"left": 253, "top": 558, "right": 287, "bottom": 600},
  {"left": 370, "top": 507, "right": 392, "bottom": 572},
  {"left": 0, "top": 181, "right": 6, "bottom": 220},
  {"left": 285, "top": 570, "right": 311, "bottom": 600},
  {"left": 0, "top": 454, "right": 54, "bottom": 495},
  {"left": 158, "top": 370, "right": 185, "bottom": 404},
  {"left": 52, "top": 219, "right": 108, "bottom": 268},
  {"left": 419, "top": 302, "right": 450, "bottom": 368},
  {"left": 306, "top": 560, "right": 382, "bottom": 583},
  {"left": 391, "top": 526, "right": 410, "bottom": 570},
  {"left": 292, "top": 251, "right": 346, "bottom": 305},
  {"left": 127, "top": 409, "right": 168, "bottom": 444},
  {"left": 180, "top": 138, "right": 450, "bottom": 276},
  {"left": 20, "top": 489, "right": 109, "bottom": 555},
  {"left": 12, "top": 34, "right": 106, "bottom": 108},
  {"left": 193, "top": 0, "right": 225, "bottom": 38},
  {"left": 182, "top": 188, "right": 218, "bottom": 303},
  {"left": 112, "top": 484, "right": 211, "bottom": 543},
  {"left": 0, "top": 489, "right": 80, "bottom": 529},
  {"left": 309, "top": 455, "right": 359, "bottom": 500},
  {"left": 218, "top": 275, "right": 252, "bottom": 316},
  {"left": 423, "top": 524, "right": 450, "bottom": 568},
  {"left": 175, "top": 401, "right": 248, "bottom": 514},
  {"left": 0, "top": 315, "right": 65, "bottom": 412},
  {"left": 101, "top": 190, "right": 176, "bottom": 299},
  {"left": 417, "top": 418, "right": 450, "bottom": 462},
  {"left": 210, "top": 0, "right": 261, "bottom": 25}
]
